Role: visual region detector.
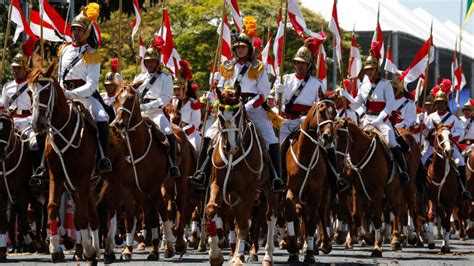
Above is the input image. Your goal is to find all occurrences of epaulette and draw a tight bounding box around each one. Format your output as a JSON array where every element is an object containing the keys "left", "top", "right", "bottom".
[
  {"left": 83, "top": 47, "right": 101, "bottom": 65},
  {"left": 57, "top": 42, "right": 70, "bottom": 57},
  {"left": 247, "top": 60, "right": 264, "bottom": 80},
  {"left": 160, "top": 63, "right": 171, "bottom": 76},
  {"left": 219, "top": 60, "right": 236, "bottom": 81}
]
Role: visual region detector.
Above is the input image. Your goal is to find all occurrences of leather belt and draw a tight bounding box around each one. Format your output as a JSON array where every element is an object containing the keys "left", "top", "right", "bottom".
[
  {"left": 13, "top": 109, "right": 32, "bottom": 118},
  {"left": 64, "top": 79, "right": 86, "bottom": 90}
]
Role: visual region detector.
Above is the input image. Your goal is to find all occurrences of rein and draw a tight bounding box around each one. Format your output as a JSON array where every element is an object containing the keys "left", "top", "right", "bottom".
[
  {"left": 429, "top": 130, "right": 455, "bottom": 206},
  {"left": 0, "top": 130, "right": 25, "bottom": 204}
]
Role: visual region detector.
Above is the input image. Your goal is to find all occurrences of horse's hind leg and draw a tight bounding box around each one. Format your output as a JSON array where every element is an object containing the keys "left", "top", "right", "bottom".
[
  {"left": 230, "top": 202, "right": 252, "bottom": 266},
  {"left": 285, "top": 190, "right": 299, "bottom": 262},
  {"left": 206, "top": 181, "right": 224, "bottom": 265},
  {"left": 440, "top": 209, "right": 453, "bottom": 253},
  {"left": 369, "top": 194, "right": 384, "bottom": 258},
  {"left": 0, "top": 197, "right": 9, "bottom": 261},
  {"left": 47, "top": 179, "right": 65, "bottom": 262},
  {"left": 263, "top": 192, "right": 278, "bottom": 265}
]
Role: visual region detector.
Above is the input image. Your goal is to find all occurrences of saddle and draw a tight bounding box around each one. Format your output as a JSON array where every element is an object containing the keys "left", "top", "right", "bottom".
[
  {"left": 71, "top": 100, "right": 97, "bottom": 132},
  {"left": 143, "top": 117, "right": 170, "bottom": 150},
  {"left": 362, "top": 125, "right": 391, "bottom": 159}
]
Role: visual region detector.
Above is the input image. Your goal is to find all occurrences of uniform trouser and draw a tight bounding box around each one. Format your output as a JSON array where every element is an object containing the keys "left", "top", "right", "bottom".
[
  {"left": 205, "top": 107, "right": 278, "bottom": 148},
  {"left": 362, "top": 116, "right": 398, "bottom": 148},
  {"left": 76, "top": 97, "right": 109, "bottom": 122},
  {"left": 187, "top": 131, "right": 202, "bottom": 153},
  {"left": 421, "top": 145, "right": 465, "bottom": 166},
  {"left": 279, "top": 117, "right": 305, "bottom": 144},
  {"left": 142, "top": 109, "right": 172, "bottom": 136},
  {"left": 14, "top": 116, "right": 37, "bottom": 150}
]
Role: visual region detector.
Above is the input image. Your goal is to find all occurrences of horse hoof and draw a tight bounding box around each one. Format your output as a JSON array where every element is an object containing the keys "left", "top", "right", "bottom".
[
  {"left": 86, "top": 258, "right": 98, "bottom": 266},
  {"left": 286, "top": 237, "right": 299, "bottom": 255},
  {"left": 51, "top": 251, "right": 65, "bottom": 263},
  {"left": 303, "top": 254, "right": 315, "bottom": 264},
  {"left": 287, "top": 253, "right": 299, "bottom": 263},
  {"left": 416, "top": 240, "right": 424, "bottom": 248},
  {"left": 428, "top": 243, "right": 436, "bottom": 249},
  {"left": 364, "top": 234, "right": 375, "bottom": 246},
  {"left": 441, "top": 246, "right": 451, "bottom": 253},
  {"left": 147, "top": 252, "right": 159, "bottom": 261},
  {"left": 74, "top": 244, "right": 84, "bottom": 261},
  {"left": 334, "top": 231, "right": 346, "bottom": 245},
  {"left": 175, "top": 244, "right": 186, "bottom": 254},
  {"left": 209, "top": 253, "right": 224, "bottom": 266},
  {"left": 121, "top": 252, "right": 132, "bottom": 262},
  {"left": 407, "top": 235, "right": 418, "bottom": 246},
  {"left": 198, "top": 243, "right": 207, "bottom": 252},
  {"left": 136, "top": 242, "right": 146, "bottom": 251},
  {"left": 391, "top": 242, "right": 402, "bottom": 251},
  {"left": 248, "top": 253, "right": 258, "bottom": 262},
  {"left": 279, "top": 239, "right": 287, "bottom": 250},
  {"left": 63, "top": 235, "right": 75, "bottom": 250},
  {"left": 370, "top": 249, "right": 382, "bottom": 258},
  {"left": 345, "top": 243, "right": 353, "bottom": 250},
  {"left": 164, "top": 247, "right": 175, "bottom": 258},
  {"left": 104, "top": 252, "right": 116, "bottom": 264},
  {"left": 321, "top": 243, "right": 332, "bottom": 254}
]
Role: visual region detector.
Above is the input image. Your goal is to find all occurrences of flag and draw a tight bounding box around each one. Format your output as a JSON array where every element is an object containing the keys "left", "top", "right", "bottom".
[
  {"left": 465, "top": 0, "right": 473, "bottom": 26},
  {"left": 399, "top": 37, "right": 435, "bottom": 89},
  {"left": 451, "top": 50, "right": 467, "bottom": 106},
  {"left": 226, "top": 0, "right": 243, "bottom": 32},
  {"left": 329, "top": 0, "right": 342, "bottom": 69},
  {"left": 384, "top": 45, "right": 398, "bottom": 74},
  {"left": 371, "top": 20, "right": 384, "bottom": 66},
  {"left": 159, "top": 10, "right": 181, "bottom": 74},
  {"left": 347, "top": 33, "right": 362, "bottom": 78},
  {"left": 131, "top": 0, "right": 141, "bottom": 41},
  {"left": 138, "top": 36, "right": 146, "bottom": 73},
  {"left": 11, "top": 0, "right": 37, "bottom": 42},
  {"left": 273, "top": 9, "right": 284, "bottom": 77},
  {"left": 287, "top": 0, "right": 325, "bottom": 39},
  {"left": 39, "top": 0, "right": 71, "bottom": 40},
  {"left": 262, "top": 36, "right": 276, "bottom": 77},
  {"left": 30, "top": 10, "right": 64, "bottom": 42},
  {"left": 317, "top": 46, "right": 327, "bottom": 90},
  {"left": 217, "top": 14, "right": 232, "bottom": 62}
]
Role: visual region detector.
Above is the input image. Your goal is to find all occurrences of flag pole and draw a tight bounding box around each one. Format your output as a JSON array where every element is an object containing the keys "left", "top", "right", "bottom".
[
  {"left": 135, "top": 31, "right": 140, "bottom": 75},
  {"left": 118, "top": 0, "right": 123, "bottom": 72},
  {"left": 40, "top": 3, "right": 45, "bottom": 65},
  {"left": 419, "top": 21, "right": 433, "bottom": 146},
  {"left": 277, "top": 0, "right": 288, "bottom": 114},
  {"left": 385, "top": 33, "right": 392, "bottom": 80},
  {"left": 0, "top": 3, "right": 13, "bottom": 81},
  {"left": 161, "top": 0, "right": 166, "bottom": 38},
  {"left": 457, "top": 0, "right": 464, "bottom": 115}
]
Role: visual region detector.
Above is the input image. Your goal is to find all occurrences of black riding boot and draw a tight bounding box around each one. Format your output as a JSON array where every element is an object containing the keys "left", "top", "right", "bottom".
[
  {"left": 269, "top": 143, "right": 286, "bottom": 192},
  {"left": 326, "top": 147, "right": 349, "bottom": 193},
  {"left": 391, "top": 147, "right": 409, "bottom": 187},
  {"left": 457, "top": 165, "right": 472, "bottom": 200},
  {"left": 166, "top": 134, "right": 181, "bottom": 179},
  {"left": 31, "top": 134, "right": 47, "bottom": 178},
  {"left": 97, "top": 121, "right": 112, "bottom": 173},
  {"left": 191, "top": 137, "right": 212, "bottom": 186}
]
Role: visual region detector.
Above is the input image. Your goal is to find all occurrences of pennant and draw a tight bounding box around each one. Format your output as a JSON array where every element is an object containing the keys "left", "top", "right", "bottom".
[
  {"left": 226, "top": 0, "right": 243, "bottom": 32},
  {"left": 287, "top": 0, "right": 325, "bottom": 39},
  {"left": 30, "top": 10, "right": 64, "bottom": 42},
  {"left": 273, "top": 9, "right": 284, "bottom": 77},
  {"left": 262, "top": 36, "right": 276, "bottom": 77},
  {"left": 399, "top": 37, "right": 435, "bottom": 89},
  {"left": 347, "top": 33, "right": 362, "bottom": 78},
  {"left": 39, "top": 0, "right": 71, "bottom": 40},
  {"left": 159, "top": 10, "right": 181, "bottom": 74},
  {"left": 131, "top": 0, "right": 142, "bottom": 41},
  {"left": 384, "top": 45, "right": 398, "bottom": 74},
  {"left": 217, "top": 14, "right": 232, "bottom": 62},
  {"left": 371, "top": 21, "right": 384, "bottom": 66},
  {"left": 11, "top": 0, "right": 38, "bottom": 42},
  {"left": 329, "top": 0, "right": 342, "bottom": 69}
]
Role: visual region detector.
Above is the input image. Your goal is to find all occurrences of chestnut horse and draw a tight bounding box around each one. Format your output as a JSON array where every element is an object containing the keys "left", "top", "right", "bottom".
[
  {"left": 0, "top": 113, "right": 35, "bottom": 260},
  {"left": 205, "top": 87, "right": 279, "bottom": 266},
  {"left": 463, "top": 146, "right": 474, "bottom": 238},
  {"left": 283, "top": 99, "right": 336, "bottom": 264},
  {"left": 30, "top": 72, "right": 101, "bottom": 263},
  {"left": 425, "top": 122, "right": 460, "bottom": 253}
]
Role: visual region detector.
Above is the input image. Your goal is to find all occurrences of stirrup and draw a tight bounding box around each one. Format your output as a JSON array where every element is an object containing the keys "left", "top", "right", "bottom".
[
  {"left": 191, "top": 171, "right": 207, "bottom": 187},
  {"left": 272, "top": 178, "right": 286, "bottom": 192},
  {"left": 169, "top": 165, "right": 181, "bottom": 179},
  {"left": 336, "top": 179, "right": 351, "bottom": 192},
  {"left": 462, "top": 191, "right": 472, "bottom": 201},
  {"left": 400, "top": 171, "right": 410, "bottom": 187},
  {"left": 97, "top": 158, "right": 112, "bottom": 173}
]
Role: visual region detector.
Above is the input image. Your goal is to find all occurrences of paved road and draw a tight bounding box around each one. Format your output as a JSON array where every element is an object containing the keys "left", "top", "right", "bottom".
[{"left": 4, "top": 238, "right": 474, "bottom": 265}]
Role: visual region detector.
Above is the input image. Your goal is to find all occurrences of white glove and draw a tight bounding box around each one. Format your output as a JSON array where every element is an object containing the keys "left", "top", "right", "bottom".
[
  {"left": 244, "top": 101, "right": 254, "bottom": 111},
  {"left": 275, "top": 83, "right": 284, "bottom": 93},
  {"left": 336, "top": 87, "right": 348, "bottom": 98},
  {"left": 213, "top": 72, "right": 222, "bottom": 82},
  {"left": 64, "top": 91, "right": 77, "bottom": 100},
  {"left": 140, "top": 103, "right": 148, "bottom": 110}
]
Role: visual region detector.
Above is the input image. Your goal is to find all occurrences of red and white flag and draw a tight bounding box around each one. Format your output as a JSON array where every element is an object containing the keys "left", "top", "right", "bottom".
[
  {"left": 347, "top": 33, "right": 362, "bottom": 78},
  {"left": 317, "top": 46, "right": 327, "bottom": 90},
  {"left": 30, "top": 10, "right": 64, "bottom": 42},
  {"left": 138, "top": 35, "right": 146, "bottom": 72},
  {"left": 159, "top": 10, "right": 181, "bottom": 74},
  {"left": 11, "top": 0, "right": 37, "bottom": 42},
  {"left": 399, "top": 37, "right": 435, "bottom": 89},
  {"left": 371, "top": 20, "right": 384, "bottom": 66},
  {"left": 384, "top": 45, "right": 398, "bottom": 74},
  {"left": 273, "top": 9, "right": 285, "bottom": 76},
  {"left": 217, "top": 14, "right": 232, "bottom": 62},
  {"left": 39, "top": 0, "right": 71, "bottom": 41},
  {"left": 288, "top": 0, "right": 325, "bottom": 40},
  {"left": 131, "top": 0, "right": 142, "bottom": 41},
  {"left": 451, "top": 50, "right": 467, "bottom": 106},
  {"left": 226, "top": 0, "right": 243, "bottom": 32},
  {"left": 329, "top": 0, "right": 342, "bottom": 69},
  {"left": 262, "top": 36, "right": 276, "bottom": 77}
]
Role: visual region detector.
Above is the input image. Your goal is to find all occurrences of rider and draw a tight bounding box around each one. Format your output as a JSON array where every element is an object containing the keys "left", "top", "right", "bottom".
[
  {"left": 391, "top": 74, "right": 417, "bottom": 130},
  {"left": 422, "top": 82, "right": 472, "bottom": 200},
  {"left": 170, "top": 60, "right": 202, "bottom": 152},
  {"left": 133, "top": 36, "right": 180, "bottom": 179},
  {"left": 58, "top": 4, "right": 111, "bottom": 173},
  {"left": 337, "top": 42, "right": 410, "bottom": 187},
  {"left": 101, "top": 58, "right": 122, "bottom": 122},
  {"left": 336, "top": 79, "right": 359, "bottom": 123},
  {"left": 192, "top": 32, "right": 285, "bottom": 192},
  {"left": 459, "top": 99, "right": 474, "bottom": 153}
]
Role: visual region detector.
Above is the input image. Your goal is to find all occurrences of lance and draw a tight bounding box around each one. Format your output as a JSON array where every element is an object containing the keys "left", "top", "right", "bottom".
[
  {"left": 385, "top": 33, "right": 392, "bottom": 80},
  {"left": 457, "top": 0, "right": 464, "bottom": 115},
  {"left": 1, "top": 3, "right": 13, "bottom": 81},
  {"left": 40, "top": 1, "right": 45, "bottom": 65},
  {"left": 418, "top": 21, "right": 433, "bottom": 146},
  {"left": 277, "top": 0, "right": 288, "bottom": 115},
  {"left": 118, "top": 0, "right": 123, "bottom": 72}
]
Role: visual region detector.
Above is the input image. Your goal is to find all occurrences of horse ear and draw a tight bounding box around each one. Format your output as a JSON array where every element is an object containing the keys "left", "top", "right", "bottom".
[
  {"left": 215, "top": 87, "right": 223, "bottom": 101},
  {"left": 446, "top": 121, "right": 454, "bottom": 129},
  {"left": 44, "top": 61, "right": 56, "bottom": 77},
  {"left": 318, "top": 88, "right": 325, "bottom": 100},
  {"left": 343, "top": 119, "right": 349, "bottom": 128}
]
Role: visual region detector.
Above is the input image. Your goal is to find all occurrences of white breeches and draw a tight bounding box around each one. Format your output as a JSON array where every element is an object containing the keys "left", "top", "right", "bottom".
[
  {"left": 362, "top": 115, "right": 397, "bottom": 148},
  {"left": 142, "top": 108, "right": 172, "bottom": 135},
  {"left": 421, "top": 145, "right": 465, "bottom": 166},
  {"left": 76, "top": 97, "right": 109, "bottom": 122},
  {"left": 187, "top": 131, "right": 201, "bottom": 153},
  {"left": 13, "top": 116, "right": 37, "bottom": 150},
  {"left": 279, "top": 117, "right": 304, "bottom": 144}
]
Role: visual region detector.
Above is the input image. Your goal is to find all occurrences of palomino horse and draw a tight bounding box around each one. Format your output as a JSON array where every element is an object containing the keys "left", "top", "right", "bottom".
[
  {"left": 283, "top": 98, "right": 336, "bottom": 264},
  {"left": 0, "top": 113, "right": 35, "bottom": 260},
  {"left": 205, "top": 87, "right": 279, "bottom": 266},
  {"left": 425, "top": 122, "right": 461, "bottom": 253},
  {"left": 333, "top": 119, "right": 409, "bottom": 257},
  {"left": 30, "top": 71, "right": 101, "bottom": 263}
]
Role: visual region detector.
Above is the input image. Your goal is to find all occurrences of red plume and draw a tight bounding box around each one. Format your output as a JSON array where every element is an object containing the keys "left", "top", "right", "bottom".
[
  {"left": 431, "top": 85, "right": 440, "bottom": 98},
  {"left": 111, "top": 58, "right": 119, "bottom": 73},
  {"left": 440, "top": 79, "right": 452, "bottom": 93},
  {"left": 370, "top": 41, "right": 382, "bottom": 59},
  {"left": 252, "top": 37, "right": 263, "bottom": 49},
  {"left": 152, "top": 36, "right": 165, "bottom": 52},
  {"left": 179, "top": 60, "right": 192, "bottom": 80},
  {"left": 304, "top": 32, "right": 327, "bottom": 56},
  {"left": 470, "top": 99, "right": 474, "bottom": 106},
  {"left": 21, "top": 38, "right": 37, "bottom": 58},
  {"left": 192, "top": 84, "right": 199, "bottom": 91}
]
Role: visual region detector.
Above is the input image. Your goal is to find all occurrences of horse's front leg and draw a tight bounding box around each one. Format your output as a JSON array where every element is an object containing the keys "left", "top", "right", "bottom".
[
  {"left": 302, "top": 204, "right": 317, "bottom": 265},
  {"left": 262, "top": 190, "right": 279, "bottom": 265},
  {"left": 440, "top": 208, "right": 453, "bottom": 253},
  {"left": 285, "top": 189, "right": 299, "bottom": 263},
  {"left": 206, "top": 181, "right": 224, "bottom": 266},
  {"left": 47, "top": 176, "right": 65, "bottom": 262},
  {"left": 121, "top": 197, "right": 137, "bottom": 261},
  {"left": 0, "top": 195, "right": 9, "bottom": 261},
  {"left": 369, "top": 192, "right": 384, "bottom": 258},
  {"left": 230, "top": 199, "right": 253, "bottom": 266}
]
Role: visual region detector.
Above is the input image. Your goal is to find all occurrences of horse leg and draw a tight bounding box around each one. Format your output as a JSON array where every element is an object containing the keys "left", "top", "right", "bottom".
[
  {"left": 47, "top": 176, "right": 65, "bottom": 262},
  {"left": 369, "top": 194, "right": 384, "bottom": 258},
  {"left": 103, "top": 211, "right": 117, "bottom": 264},
  {"left": 75, "top": 193, "right": 93, "bottom": 262},
  {"left": 302, "top": 205, "right": 317, "bottom": 265},
  {"left": 145, "top": 198, "right": 160, "bottom": 261},
  {"left": 0, "top": 197, "right": 8, "bottom": 261},
  {"left": 285, "top": 189, "right": 299, "bottom": 262},
  {"left": 189, "top": 207, "right": 201, "bottom": 250},
  {"left": 440, "top": 209, "right": 453, "bottom": 253},
  {"left": 17, "top": 196, "right": 35, "bottom": 253},
  {"left": 206, "top": 182, "right": 224, "bottom": 265},
  {"left": 121, "top": 200, "right": 137, "bottom": 261},
  {"left": 262, "top": 194, "right": 277, "bottom": 266},
  {"left": 230, "top": 203, "right": 252, "bottom": 266},
  {"left": 227, "top": 214, "right": 236, "bottom": 258}
]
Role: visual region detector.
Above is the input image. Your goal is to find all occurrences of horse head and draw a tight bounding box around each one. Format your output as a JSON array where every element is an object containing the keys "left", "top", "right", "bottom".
[
  {"left": 302, "top": 96, "right": 336, "bottom": 148},
  {"left": 0, "top": 113, "right": 15, "bottom": 161},
  {"left": 215, "top": 86, "right": 243, "bottom": 154},
  {"left": 433, "top": 121, "right": 454, "bottom": 159},
  {"left": 333, "top": 119, "right": 356, "bottom": 170},
  {"left": 112, "top": 83, "right": 140, "bottom": 132}
]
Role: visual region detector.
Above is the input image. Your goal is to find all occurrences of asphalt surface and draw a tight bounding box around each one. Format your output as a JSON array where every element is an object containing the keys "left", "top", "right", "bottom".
[{"left": 3, "top": 237, "right": 474, "bottom": 265}]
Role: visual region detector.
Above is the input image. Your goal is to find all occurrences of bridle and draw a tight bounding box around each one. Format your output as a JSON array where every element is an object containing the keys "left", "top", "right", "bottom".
[
  {"left": 434, "top": 127, "right": 452, "bottom": 159},
  {"left": 32, "top": 79, "right": 56, "bottom": 123},
  {"left": 115, "top": 87, "right": 143, "bottom": 132},
  {"left": 217, "top": 101, "right": 244, "bottom": 151},
  {"left": 303, "top": 99, "right": 336, "bottom": 147},
  {"left": 0, "top": 115, "right": 15, "bottom": 157}
]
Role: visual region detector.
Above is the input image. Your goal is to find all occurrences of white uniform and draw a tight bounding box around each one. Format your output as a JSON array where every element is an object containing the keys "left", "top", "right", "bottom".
[
  {"left": 58, "top": 43, "right": 108, "bottom": 122},
  {"left": 1, "top": 79, "right": 36, "bottom": 149},
  {"left": 460, "top": 116, "right": 474, "bottom": 153},
  {"left": 345, "top": 79, "right": 397, "bottom": 147},
  {"left": 393, "top": 96, "right": 416, "bottom": 129},
  {"left": 422, "top": 111, "right": 464, "bottom": 166},
  {"left": 277, "top": 74, "right": 324, "bottom": 143},
  {"left": 207, "top": 61, "right": 277, "bottom": 147},
  {"left": 133, "top": 71, "right": 173, "bottom": 135},
  {"left": 336, "top": 107, "right": 359, "bottom": 123},
  {"left": 171, "top": 97, "right": 202, "bottom": 151}
]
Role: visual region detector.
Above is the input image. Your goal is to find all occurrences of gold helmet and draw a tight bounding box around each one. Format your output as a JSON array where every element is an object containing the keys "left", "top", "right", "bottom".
[
  {"left": 293, "top": 46, "right": 312, "bottom": 64},
  {"left": 11, "top": 52, "right": 29, "bottom": 67},
  {"left": 104, "top": 71, "right": 122, "bottom": 85},
  {"left": 11, "top": 38, "right": 36, "bottom": 68},
  {"left": 434, "top": 89, "right": 448, "bottom": 103},
  {"left": 364, "top": 55, "right": 379, "bottom": 70},
  {"left": 463, "top": 99, "right": 474, "bottom": 111},
  {"left": 71, "top": 3, "right": 100, "bottom": 44},
  {"left": 143, "top": 47, "right": 160, "bottom": 61}
]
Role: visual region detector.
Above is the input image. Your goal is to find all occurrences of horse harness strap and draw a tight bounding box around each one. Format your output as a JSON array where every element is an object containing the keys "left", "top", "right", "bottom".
[
  {"left": 233, "top": 64, "right": 250, "bottom": 91},
  {"left": 8, "top": 83, "right": 29, "bottom": 107},
  {"left": 396, "top": 99, "right": 409, "bottom": 111},
  {"left": 440, "top": 113, "right": 452, "bottom": 124},
  {"left": 140, "top": 75, "right": 158, "bottom": 102},
  {"left": 0, "top": 132, "right": 26, "bottom": 204}
]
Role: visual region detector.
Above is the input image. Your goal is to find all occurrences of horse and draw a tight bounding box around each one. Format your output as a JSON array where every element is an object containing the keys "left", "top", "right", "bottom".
[
  {"left": 464, "top": 146, "right": 474, "bottom": 238},
  {"left": 205, "top": 87, "right": 279, "bottom": 266},
  {"left": 425, "top": 122, "right": 461, "bottom": 253},
  {"left": 30, "top": 69, "right": 101, "bottom": 263},
  {"left": 283, "top": 98, "right": 336, "bottom": 263}
]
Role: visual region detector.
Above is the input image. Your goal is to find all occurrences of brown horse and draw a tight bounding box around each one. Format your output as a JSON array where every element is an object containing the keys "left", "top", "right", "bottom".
[
  {"left": 425, "top": 122, "right": 460, "bottom": 253},
  {"left": 205, "top": 87, "right": 279, "bottom": 266},
  {"left": 30, "top": 71, "right": 100, "bottom": 263},
  {"left": 283, "top": 99, "right": 335, "bottom": 264},
  {"left": 464, "top": 146, "right": 474, "bottom": 238},
  {"left": 0, "top": 113, "right": 35, "bottom": 260}
]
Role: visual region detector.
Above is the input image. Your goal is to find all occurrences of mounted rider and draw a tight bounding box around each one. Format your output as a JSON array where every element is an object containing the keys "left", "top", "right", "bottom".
[
  {"left": 132, "top": 36, "right": 180, "bottom": 179},
  {"left": 335, "top": 79, "right": 359, "bottom": 123},
  {"left": 337, "top": 41, "right": 410, "bottom": 187},
  {"left": 391, "top": 74, "right": 417, "bottom": 131},
  {"left": 460, "top": 99, "right": 474, "bottom": 153},
  {"left": 101, "top": 58, "right": 122, "bottom": 123},
  {"left": 57, "top": 3, "right": 111, "bottom": 173},
  {"left": 192, "top": 29, "right": 285, "bottom": 192},
  {"left": 422, "top": 81, "right": 472, "bottom": 200}
]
